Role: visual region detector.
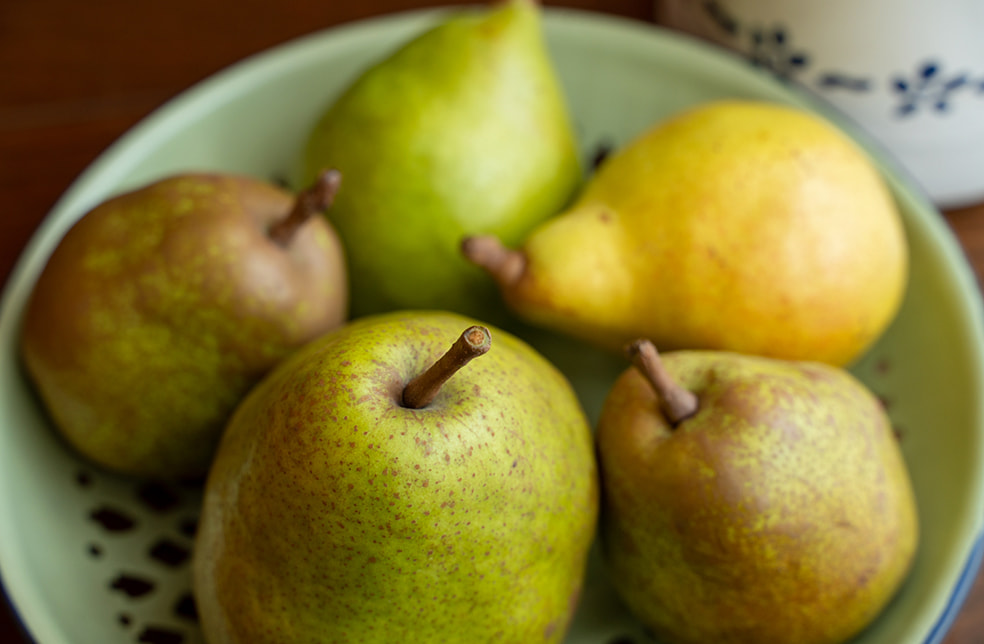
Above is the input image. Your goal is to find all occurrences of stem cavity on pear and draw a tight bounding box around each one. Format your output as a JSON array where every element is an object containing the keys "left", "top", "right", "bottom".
[
  {"left": 627, "top": 339, "right": 699, "bottom": 426},
  {"left": 268, "top": 168, "right": 342, "bottom": 246},
  {"left": 460, "top": 235, "right": 526, "bottom": 288},
  {"left": 402, "top": 325, "right": 492, "bottom": 409}
]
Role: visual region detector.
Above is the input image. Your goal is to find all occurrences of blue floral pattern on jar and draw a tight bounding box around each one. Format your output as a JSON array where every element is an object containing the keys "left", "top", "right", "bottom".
[{"left": 699, "top": 0, "right": 984, "bottom": 118}]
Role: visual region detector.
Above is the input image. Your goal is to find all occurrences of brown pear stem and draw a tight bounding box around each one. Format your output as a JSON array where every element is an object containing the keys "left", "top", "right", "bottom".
[
  {"left": 461, "top": 235, "right": 526, "bottom": 288},
  {"left": 268, "top": 169, "right": 341, "bottom": 246},
  {"left": 627, "top": 339, "right": 699, "bottom": 426},
  {"left": 402, "top": 326, "right": 492, "bottom": 409}
]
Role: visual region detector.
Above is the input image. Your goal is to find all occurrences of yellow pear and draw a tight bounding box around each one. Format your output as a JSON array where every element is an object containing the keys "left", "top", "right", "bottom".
[{"left": 464, "top": 99, "right": 908, "bottom": 366}]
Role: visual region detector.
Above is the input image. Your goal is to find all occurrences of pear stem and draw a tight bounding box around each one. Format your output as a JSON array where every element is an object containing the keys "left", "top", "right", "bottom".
[
  {"left": 268, "top": 169, "right": 341, "bottom": 246},
  {"left": 402, "top": 326, "right": 492, "bottom": 409},
  {"left": 461, "top": 235, "right": 526, "bottom": 288},
  {"left": 627, "top": 339, "right": 699, "bottom": 426}
]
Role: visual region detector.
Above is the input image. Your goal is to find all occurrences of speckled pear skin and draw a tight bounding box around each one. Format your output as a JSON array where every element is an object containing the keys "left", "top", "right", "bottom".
[
  {"left": 301, "top": 0, "right": 582, "bottom": 324},
  {"left": 596, "top": 351, "right": 919, "bottom": 644},
  {"left": 500, "top": 99, "right": 908, "bottom": 366},
  {"left": 193, "top": 311, "right": 599, "bottom": 644},
  {"left": 19, "top": 173, "right": 348, "bottom": 479}
]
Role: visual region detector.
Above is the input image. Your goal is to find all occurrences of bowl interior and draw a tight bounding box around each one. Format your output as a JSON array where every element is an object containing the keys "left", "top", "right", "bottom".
[{"left": 1, "top": 7, "right": 983, "bottom": 644}]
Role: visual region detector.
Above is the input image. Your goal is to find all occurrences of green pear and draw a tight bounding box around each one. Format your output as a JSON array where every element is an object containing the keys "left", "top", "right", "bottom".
[
  {"left": 595, "top": 340, "right": 919, "bottom": 644},
  {"left": 464, "top": 99, "right": 908, "bottom": 366},
  {"left": 193, "top": 311, "right": 599, "bottom": 644},
  {"left": 20, "top": 170, "right": 348, "bottom": 479},
  {"left": 301, "top": 0, "right": 582, "bottom": 323}
]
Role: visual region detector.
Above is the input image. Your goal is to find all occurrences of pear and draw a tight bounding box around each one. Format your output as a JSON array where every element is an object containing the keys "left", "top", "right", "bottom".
[
  {"left": 464, "top": 99, "right": 908, "bottom": 366},
  {"left": 301, "top": 0, "right": 582, "bottom": 324},
  {"left": 192, "top": 311, "right": 599, "bottom": 644},
  {"left": 20, "top": 170, "right": 348, "bottom": 480},
  {"left": 595, "top": 340, "right": 919, "bottom": 644}
]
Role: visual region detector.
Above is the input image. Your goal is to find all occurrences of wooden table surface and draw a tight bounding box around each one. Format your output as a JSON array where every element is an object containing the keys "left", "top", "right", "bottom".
[{"left": 1, "top": 1, "right": 982, "bottom": 642}]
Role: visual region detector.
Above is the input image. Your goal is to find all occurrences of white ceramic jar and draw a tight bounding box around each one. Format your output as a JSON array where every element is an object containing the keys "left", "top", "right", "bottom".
[{"left": 655, "top": 0, "right": 984, "bottom": 209}]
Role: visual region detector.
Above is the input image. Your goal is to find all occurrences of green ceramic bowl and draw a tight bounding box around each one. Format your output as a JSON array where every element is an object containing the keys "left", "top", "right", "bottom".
[{"left": 2, "top": 7, "right": 983, "bottom": 644}]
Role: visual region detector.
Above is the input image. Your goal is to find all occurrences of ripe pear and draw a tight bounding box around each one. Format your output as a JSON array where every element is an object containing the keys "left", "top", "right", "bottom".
[
  {"left": 596, "top": 340, "right": 919, "bottom": 644},
  {"left": 193, "top": 311, "right": 599, "bottom": 644},
  {"left": 301, "top": 0, "right": 582, "bottom": 324},
  {"left": 20, "top": 171, "right": 348, "bottom": 480},
  {"left": 464, "top": 99, "right": 908, "bottom": 365}
]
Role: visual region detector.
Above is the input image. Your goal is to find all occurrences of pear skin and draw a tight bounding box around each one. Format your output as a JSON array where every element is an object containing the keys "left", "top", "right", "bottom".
[
  {"left": 193, "top": 311, "right": 599, "bottom": 643},
  {"left": 20, "top": 172, "right": 348, "bottom": 479},
  {"left": 596, "top": 343, "right": 919, "bottom": 644},
  {"left": 464, "top": 100, "right": 908, "bottom": 366},
  {"left": 302, "top": 0, "right": 582, "bottom": 324}
]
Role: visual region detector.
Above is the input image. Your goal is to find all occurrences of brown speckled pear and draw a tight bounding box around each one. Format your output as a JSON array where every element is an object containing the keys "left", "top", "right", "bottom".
[
  {"left": 463, "top": 99, "right": 908, "bottom": 366},
  {"left": 193, "top": 311, "right": 599, "bottom": 644},
  {"left": 596, "top": 341, "right": 919, "bottom": 644},
  {"left": 19, "top": 171, "right": 348, "bottom": 480}
]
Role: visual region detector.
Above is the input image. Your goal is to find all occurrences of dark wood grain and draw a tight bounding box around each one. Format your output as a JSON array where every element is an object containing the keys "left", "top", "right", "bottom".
[{"left": 1, "top": 1, "right": 982, "bottom": 643}]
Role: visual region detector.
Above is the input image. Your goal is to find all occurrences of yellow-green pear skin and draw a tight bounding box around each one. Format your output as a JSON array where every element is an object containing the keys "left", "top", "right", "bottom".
[
  {"left": 193, "top": 311, "right": 599, "bottom": 644},
  {"left": 481, "top": 100, "right": 908, "bottom": 365},
  {"left": 596, "top": 350, "right": 919, "bottom": 644},
  {"left": 301, "top": 0, "right": 582, "bottom": 323},
  {"left": 19, "top": 173, "right": 348, "bottom": 479}
]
